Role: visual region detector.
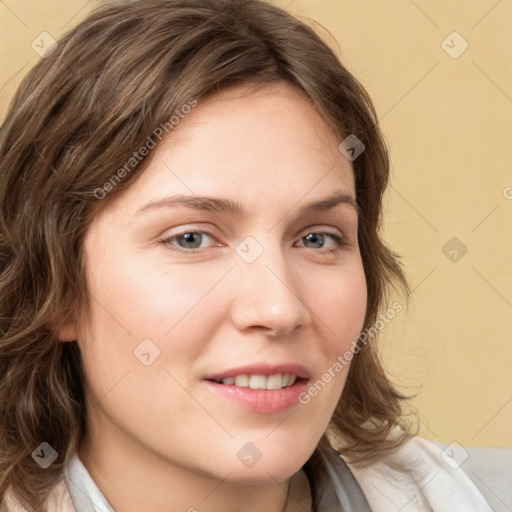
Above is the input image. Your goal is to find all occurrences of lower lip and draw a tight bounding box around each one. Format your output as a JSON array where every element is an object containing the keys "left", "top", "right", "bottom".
[{"left": 203, "top": 380, "right": 308, "bottom": 414}]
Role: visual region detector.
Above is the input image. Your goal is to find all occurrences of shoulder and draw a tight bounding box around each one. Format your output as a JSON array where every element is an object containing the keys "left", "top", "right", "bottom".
[
  {"left": 342, "top": 435, "right": 494, "bottom": 512},
  {"left": 2, "top": 478, "right": 75, "bottom": 512},
  {"left": 432, "top": 441, "right": 512, "bottom": 512}
]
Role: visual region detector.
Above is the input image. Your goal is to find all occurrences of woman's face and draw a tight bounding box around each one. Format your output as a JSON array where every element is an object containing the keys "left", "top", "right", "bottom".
[{"left": 71, "top": 82, "right": 367, "bottom": 485}]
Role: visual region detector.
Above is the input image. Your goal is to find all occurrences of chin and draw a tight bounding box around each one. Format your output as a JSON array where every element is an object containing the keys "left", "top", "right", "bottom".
[
  {"left": 204, "top": 435, "right": 316, "bottom": 483},
  {"left": 218, "top": 460, "right": 305, "bottom": 486}
]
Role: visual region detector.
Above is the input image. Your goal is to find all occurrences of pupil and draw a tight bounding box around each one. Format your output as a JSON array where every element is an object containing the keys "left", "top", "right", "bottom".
[
  {"left": 182, "top": 233, "right": 201, "bottom": 248},
  {"left": 306, "top": 233, "right": 323, "bottom": 248}
]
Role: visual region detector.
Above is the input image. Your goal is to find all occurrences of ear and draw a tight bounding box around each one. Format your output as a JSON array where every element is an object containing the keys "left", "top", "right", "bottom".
[{"left": 48, "top": 317, "right": 79, "bottom": 342}]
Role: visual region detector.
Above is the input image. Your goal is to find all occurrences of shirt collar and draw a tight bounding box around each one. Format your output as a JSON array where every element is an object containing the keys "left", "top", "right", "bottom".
[{"left": 303, "top": 442, "right": 372, "bottom": 511}]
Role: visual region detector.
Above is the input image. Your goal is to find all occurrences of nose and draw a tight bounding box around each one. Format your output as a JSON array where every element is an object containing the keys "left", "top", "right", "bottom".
[{"left": 229, "top": 246, "right": 312, "bottom": 338}]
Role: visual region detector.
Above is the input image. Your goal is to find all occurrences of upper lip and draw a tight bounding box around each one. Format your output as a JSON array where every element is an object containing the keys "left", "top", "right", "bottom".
[{"left": 203, "top": 363, "right": 310, "bottom": 382}]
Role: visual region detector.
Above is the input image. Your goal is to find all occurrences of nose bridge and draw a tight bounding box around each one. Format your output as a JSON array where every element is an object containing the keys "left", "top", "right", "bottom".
[{"left": 230, "top": 235, "right": 312, "bottom": 335}]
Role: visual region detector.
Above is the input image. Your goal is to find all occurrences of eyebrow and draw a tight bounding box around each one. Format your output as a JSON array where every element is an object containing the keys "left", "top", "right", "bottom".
[{"left": 135, "top": 191, "right": 359, "bottom": 217}]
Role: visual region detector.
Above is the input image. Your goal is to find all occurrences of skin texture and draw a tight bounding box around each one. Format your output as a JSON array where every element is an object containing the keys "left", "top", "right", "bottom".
[{"left": 58, "top": 81, "right": 368, "bottom": 512}]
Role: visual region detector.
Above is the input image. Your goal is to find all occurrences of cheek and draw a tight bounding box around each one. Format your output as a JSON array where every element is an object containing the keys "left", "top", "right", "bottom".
[
  {"left": 82, "top": 240, "right": 231, "bottom": 343},
  {"left": 320, "top": 264, "right": 368, "bottom": 350},
  {"left": 313, "top": 264, "right": 367, "bottom": 398},
  {"left": 76, "top": 246, "right": 234, "bottom": 409}
]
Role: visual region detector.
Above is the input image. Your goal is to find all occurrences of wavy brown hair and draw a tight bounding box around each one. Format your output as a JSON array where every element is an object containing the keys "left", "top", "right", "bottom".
[{"left": 0, "top": 0, "right": 416, "bottom": 509}]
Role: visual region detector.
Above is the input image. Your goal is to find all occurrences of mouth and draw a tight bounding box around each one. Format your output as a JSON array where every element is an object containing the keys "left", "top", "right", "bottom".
[
  {"left": 202, "top": 363, "right": 310, "bottom": 414},
  {"left": 206, "top": 373, "right": 302, "bottom": 390}
]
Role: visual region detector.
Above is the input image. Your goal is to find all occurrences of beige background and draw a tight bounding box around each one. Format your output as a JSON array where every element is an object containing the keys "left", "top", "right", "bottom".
[{"left": 1, "top": 0, "right": 510, "bottom": 448}]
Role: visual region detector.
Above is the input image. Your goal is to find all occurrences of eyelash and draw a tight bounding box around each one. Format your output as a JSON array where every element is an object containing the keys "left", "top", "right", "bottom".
[{"left": 160, "top": 228, "right": 349, "bottom": 255}]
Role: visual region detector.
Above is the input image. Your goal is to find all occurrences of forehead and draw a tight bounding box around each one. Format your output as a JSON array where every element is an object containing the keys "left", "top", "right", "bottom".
[
  {"left": 168, "top": 81, "right": 346, "bottom": 170},
  {"left": 101, "top": 81, "right": 355, "bottom": 217}
]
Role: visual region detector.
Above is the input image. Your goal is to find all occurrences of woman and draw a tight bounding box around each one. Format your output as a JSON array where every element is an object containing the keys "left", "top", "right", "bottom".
[{"left": 0, "top": 0, "right": 493, "bottom": 511}]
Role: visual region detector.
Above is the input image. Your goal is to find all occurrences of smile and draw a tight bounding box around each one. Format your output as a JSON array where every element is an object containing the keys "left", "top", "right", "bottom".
[{"left": 210, "top": 373, "right": 298, "bottom": 390}]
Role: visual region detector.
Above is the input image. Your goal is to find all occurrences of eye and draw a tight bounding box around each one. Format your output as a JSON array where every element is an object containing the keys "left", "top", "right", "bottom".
[
  {"left": 159, "top": 228, "right": 348, "bottom": 254},
  {"left": 296, "top": 231, "right": 348, "bottom": 252},
  {"left": 161, "top": 229, "right": 218, "bottom": 251}
]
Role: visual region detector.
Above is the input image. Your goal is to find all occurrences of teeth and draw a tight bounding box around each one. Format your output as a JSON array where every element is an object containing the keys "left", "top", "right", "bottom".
[
  {"left": 234, "top": 375, "right": 249, "bottom": 387},
  {"left": 266, "top": 374, "right": 282, "bottom": 390},
  {"left": 249, "top": 375, "right": 267, "bottom": 389},
  {"left": 219, "top": 373, "right": 298, "bottom": 390}
]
